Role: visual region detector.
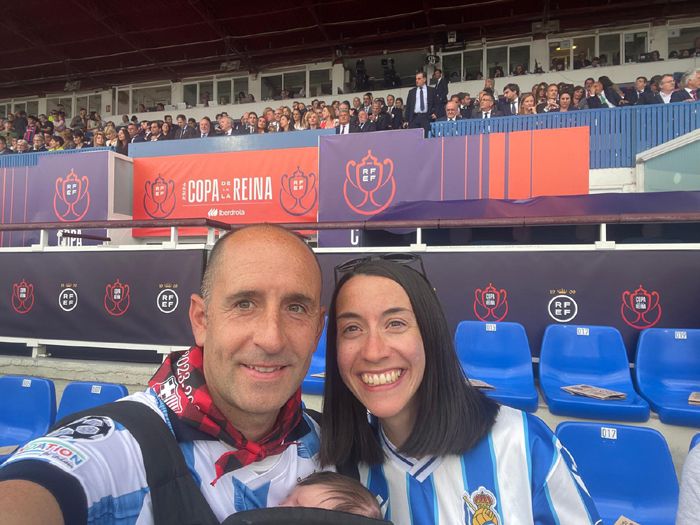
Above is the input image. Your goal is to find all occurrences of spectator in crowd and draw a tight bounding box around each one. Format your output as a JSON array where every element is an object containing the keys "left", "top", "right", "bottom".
[
  {"left": 160, "top": 122, "right": 173, "bottom": 140},
  {"left": 644, "top": 74, "right": 675, "bottom": 104},
  {"left": 498, "top": 83, "right": 521, "bottom": 116},
  {"left": 362, "top": 93, "right": 373, "bottom": 114},
  {"left": 583, "top": 77, "right": 595, "bottom": 97},
  {"left": 47, "top": 135, "right": 65, "bottom": 151},
  {"left": 115, "top": 128, "right": 130, "bottom": 155},
  {"left": 406, "top": 71, "right": 436, "bottom": 137},
  {"left": 23, "top": 116, "right": 39, "bottom": 143},
  {"left": 483, "top": 78, "right": 496, "bottom": 93},
  {"left": 73, "top": 129, "right": 90, "bottom": 149},
  {"left": 394, "top": 97, "right": 405, "bottom": 124},
  {"left": 92, "top": 131, "right": 107, "bottom": 147},
  {"left": 13, "top": 111, "right": 27, "bottom": 139},
  {"left": 368, "top": 101, "right": 391, "bottom": 131},
  {"left": 599, "top": 76, "right": 626, "bottom": 105},
  {"left": 557, "top": 91, "right": 577, "bottom": 112},
  {"left": 385, "top": 94, "right": 402, "bottom": 129},
  {"left": 105, "top": 127, "right": 118, "bottom": 147},
  {"left": 475, "top": 92, "right": 503, "bottom": 118},
  {"left": 572, "top": 86, "right": 589, "bottom": 109},
  {"left": 126, "top": 122, "right": 141, "bottom": 144},
  {"left": 671, "top": 70, "right": 698, "bottom": 102},
  {"left": 278, "top": 114, "right": 294, "bottom": 132},
  {"left": 219, "top": 116, "right": 235, "bottom": 136},
  {"left": 534, "top": 84, "right": 547, "bottom": 104},
  {"left": 1, "top": 120, "right": 17, "bottom": 143},
  {"left": 356, "top": 109, "right": 375, "bottom": 132},
  {"left": 628, "top": 76, "right": 649, "bottom": 105},
  {"left": 15, "top": 139, "right": 30, "bottom": 153},
  {"left": 38, "top": 114, "right": 54, "bottom": 135},
  {"left": 87, "top": 112, "right": 102, "bottom": 132},
  {"left": 432, "top": 68, "right": 449, "bottom": 117},
  {"left": 292, "top": 109, "right": 305, "bottom": 131},
  {"left": 306, "top": 112, "right": 320, "bottom": 130},
  {"left": 70, "top": 108, "right": 88, "bottom": 130},
  {"left": 518, "top": 92, "right": 537, "bottom": 115},
  {"left": 256, "top": 115, "right": 269, "bottom": 134},
  {"left": 0, "top": 136, "right": 10, "bottom": 155},
  {"left": 537, "top": 84, "right": 560, "bottom": 113},
  {"left": 437, "top": 101, "right": 462, "bottom": 122},
  {"left": 335, "top": 109, "right": 358, "bottom": 135},
  {"left": 149, "top": 121, "right": 164, "bottom": 141},
  {"left": 198, "top": 117, "right": 213, "bottom": 138},
  {"left": 587, "top": 81, "right": 618, "bottom": 108},
  {"left": 512, "top": 64, "right": 527, "bottom": 76},
  {"left": 320, "top": 106, "right": 337, "bottom": 129},
  {"left": 31, "top": 135, "right": 47, "bottom": 152}
]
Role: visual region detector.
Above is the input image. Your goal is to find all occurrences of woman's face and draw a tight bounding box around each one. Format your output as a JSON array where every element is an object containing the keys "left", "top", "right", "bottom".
[
  {"left": 293, "top": 110, "right": 301, "bottom": 122},
  {"left": 94, "top": 134, "right": 105, "bottom": 146},
  {"left": 522, "top": 95, "right": 535, "bottom": 109},
  {"left": 322, "top": 107, "right": 330, "bottom": 120},
  {"left": 308, "top": 113, "right": 319, "bottom": 126},
  {"left": 560, "top": 93, "right": 571, "bottom": 108},
  {"left": 335, "top": 275, "right": 425, "bottom": 430},
  {"left": 118, "top": 129, "right": 127, "bottom": 141},
  {"left": 279, "top": 115, "right": 290, "bottom": 128},
  {"left": 257, "top": 116, "right": 267, "bottom": 129}
]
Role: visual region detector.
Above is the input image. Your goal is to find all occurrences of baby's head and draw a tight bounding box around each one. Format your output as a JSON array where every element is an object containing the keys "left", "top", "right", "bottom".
[{"left": 280, "top": 471, "right": 381, "bottom": 519}]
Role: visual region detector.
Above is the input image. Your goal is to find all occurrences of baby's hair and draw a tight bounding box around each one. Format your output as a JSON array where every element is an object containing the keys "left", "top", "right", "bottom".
[{"left": 298, "top": 471, "right": 381, "bottom": 519}]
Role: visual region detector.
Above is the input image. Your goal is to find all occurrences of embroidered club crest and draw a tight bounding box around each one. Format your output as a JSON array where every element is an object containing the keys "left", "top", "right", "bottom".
[{"left": 463, "top": 487, "right": 500, "bottom": 525}]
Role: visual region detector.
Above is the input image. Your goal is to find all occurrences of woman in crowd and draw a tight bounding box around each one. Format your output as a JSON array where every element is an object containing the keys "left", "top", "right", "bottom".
[
  {"left": 92, "top": 131, "right": 107, "bottom": 147},
  {"left": 292, "top": 109, "right": 305, "bottom": 131},
  {"left": 160, "top": 121, "right": 174, "bottom": 140},
  {"left": 320, "top": 257, "right": 600, "bottom": 525},
  {"left": 535, "top": 83, "right": 548, "bottom": 104},
  {"left": 72, "top": 129, "right": 90, "bottom": 149},
  {"left": 557, "top": 91, "right": 577, "bottom": 112},
  {"left": 307, "top": 112, "right": 320, "bottom": 130},
  {"left": 53, "top": 111, "right": 66, "bottom": 135},
  {"left": 278, "top": 114, "right": 294, "bottom": 132},
  {"left": 572, "top": 86, "right": 589, "bottom": 110},
  {"left": 87, "top": 112, "right": 102, "bottom": 132},
  {"left": 105, "top": 127, "right": 118, "bottom": 148},
  {"left": 320, "top": 106, "right": 338, "bottom": 129},
  {"left": 518, "top": 92, "right": 537, "bottom": 115},
  {"left": 256, "top": 116, "right": 268, "bottom": 134},
  {"left": 115, "top": 128, "right": 129, "bottom": 155}
]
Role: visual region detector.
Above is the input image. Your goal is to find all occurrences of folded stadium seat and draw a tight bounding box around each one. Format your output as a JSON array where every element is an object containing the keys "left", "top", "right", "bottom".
[
  {"left": 0, "top": 376, "right": 56, "bottom": 463},
  {"left": 635, "top": 328, "right": 700, "bottom": 427},
  {"left": 454, "top": 321, "right": 538, "bottom": 412},
  {"left": 691, "top": 432, "right": 700, "bottom": 451},
  {"left": 302, "top": 317, "right": 327, "bottom": 396},
  {"left": 556, "top": 422, "right": 678, "bottom": 525},
  {"left": 56, "top": 381, "right": 129, "bottom": 422},
  {"left": 540, "top": 324, "right": 650, "bottom": 421}
]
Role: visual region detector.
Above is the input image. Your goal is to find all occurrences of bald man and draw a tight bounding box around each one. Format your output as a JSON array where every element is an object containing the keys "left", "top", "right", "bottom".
[{"left": 0, "top": 225, "right": 326, "bottom": 524}]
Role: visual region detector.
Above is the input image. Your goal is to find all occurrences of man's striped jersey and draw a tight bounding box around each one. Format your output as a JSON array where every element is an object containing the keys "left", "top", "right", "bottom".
[
  {"left": 0, "top": 390, "right": 321, "bottom": 524},
  {"left": 359, "top": 405, "right": 602, "bottom": 525}
]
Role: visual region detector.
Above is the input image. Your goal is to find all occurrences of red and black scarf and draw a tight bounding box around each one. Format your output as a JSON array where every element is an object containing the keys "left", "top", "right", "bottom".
[{"left": 149, "top": 346, "right": 302, "bottom": 485}]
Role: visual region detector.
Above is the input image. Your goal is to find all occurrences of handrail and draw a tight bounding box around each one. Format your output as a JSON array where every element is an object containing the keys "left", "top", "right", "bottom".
[{"left": 431, "top": 100, "right": 700, "bottom": 169}]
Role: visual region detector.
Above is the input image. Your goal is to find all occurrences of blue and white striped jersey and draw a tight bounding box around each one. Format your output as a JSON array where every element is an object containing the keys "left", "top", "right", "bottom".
[
  {"left": 0, "top": 390, "right": 321, "bottom": 524},
  {"left": 360, "top": 406, "right": 601, "bottom": 525}
]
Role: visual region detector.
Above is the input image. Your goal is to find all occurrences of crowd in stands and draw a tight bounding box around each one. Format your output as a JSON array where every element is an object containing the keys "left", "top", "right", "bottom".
[{"left": 0, "top": 67, "right": 697, "bottom": 156}]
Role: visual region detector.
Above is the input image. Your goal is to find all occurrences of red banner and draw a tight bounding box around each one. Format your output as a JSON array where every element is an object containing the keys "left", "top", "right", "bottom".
[{"left": 133, "top": 147, "right": 318, "bottom": 236}]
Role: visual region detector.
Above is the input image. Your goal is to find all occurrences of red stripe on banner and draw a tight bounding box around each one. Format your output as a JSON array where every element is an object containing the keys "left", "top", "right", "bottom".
[
  {"left": 488, "top": 133, "right": 506, "bottom": 199},
  {"left": 532, "top": 127, "right": 590, "bottom": 196},
  {"left": 506, "top": 130, "right": 532, "bottom": 198}
]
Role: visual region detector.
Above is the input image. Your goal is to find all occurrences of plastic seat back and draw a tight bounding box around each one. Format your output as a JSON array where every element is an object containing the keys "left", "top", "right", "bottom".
[
  {"left": 540, "top": 324, "right": 633, "bottom": 389},
  {"left": 636, "top": 328, "right": 700, "bottom": 390},
  {"left": 0, "top": 376, "right": 56, "bottom": 445},
  {"left": 556, "top": 421, "right": 678, "bottom": 525},
  {"left": 56, "top": 381, "right": 129, "bottom": 422}
]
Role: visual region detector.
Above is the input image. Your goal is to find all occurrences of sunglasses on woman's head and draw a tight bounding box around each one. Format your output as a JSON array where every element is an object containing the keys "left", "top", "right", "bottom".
[{"left": 333, "top": 253, "right": 428, "bottom": 284}]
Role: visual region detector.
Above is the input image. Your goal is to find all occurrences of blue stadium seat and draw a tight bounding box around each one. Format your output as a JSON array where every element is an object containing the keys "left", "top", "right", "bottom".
[
  {"left": 540, "top": 324, "right": 649, "bottom": 421},
  {"left": 0, "top": 376, "right": 56, "bottom": 463},
  {"left": 454, "top": 321, "right": 538, "bottom": 412},
  {"left": 556, "top": 422, "right": 678, "bottom": 525},
  {"left": 635, "top": 328, "right": 700, "bottom": 427},
  {"left": 56, "top": 381, "right": 129, "bottom": 422},
  {"left": 302, "top": 318, "right": 327, "bottom": 396},
  {"left": 690, "top": 433, "right": 700, "bottom": 451}
]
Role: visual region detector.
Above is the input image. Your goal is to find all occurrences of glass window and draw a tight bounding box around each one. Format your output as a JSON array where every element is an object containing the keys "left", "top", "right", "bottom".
[
  {"left": 463, "top": 49, "right": 483, "bottom": 80},
  {"left": 132, "top": 85, "right": 171, "bottom": 112},
  {"left": 283, "top": 71, "right": 306, "bottom": 98},
  {"left": 668, "top": 26, "right": 700, "bottom": 58},
  {"left": 233, "top": 77, "right": 249, "bottom": 103},
  {"left": 117, "top": 91, "right": 129, "bottom": 115},
  {"left": 261, "top": 75, "right": 282, "bottom": 100},
  {"left": 183, "top": 84, "right": 197, "bottom": 108},
  {"left": 13, "top": 102, "right": 26, "bottom": 113},
  {"left": 76, "top": 96, "right": 88, "bottom": 114},
  {"left": 486, "top": 46, "right": 507, "bottom": 78},
  {"left": 26, "top": 101, "right": 39, "bottom": 116},
  {"left": 0, "top": 103, "right": 8, "bottom": 118},
  {"left": 549, "top": 40, "right": 570, "bottom": 70},
  {"left": 309, "top": 69, "right": 332, "bottom": 97},
  {"left": 442, "top": 53, "right": 462, "bottom": 82},
  {"left": 599, "top": 34, "right": 621, "bottom": 66},
  {"left": 88, "top": 95, "right": 101, "bottom": 114},
  {"left": 217, "top": 80, "right": 231, "bottom": 105},
  {"left": 199, "top": 81, "right": 213, "bottom": 105},
  {"left": 509, "top": 46, "right": 530, "bottom": 74},
  {"left": 624, "top": 32, "right": 647, "bottom": 63},
  {"left": 573, "top": 36, "right": 595, "bottom": 69}
]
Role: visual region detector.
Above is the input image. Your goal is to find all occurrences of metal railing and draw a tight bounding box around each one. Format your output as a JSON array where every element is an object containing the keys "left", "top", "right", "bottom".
[{"left": 431, "top": 101, "right": 700, "bottom": 169}]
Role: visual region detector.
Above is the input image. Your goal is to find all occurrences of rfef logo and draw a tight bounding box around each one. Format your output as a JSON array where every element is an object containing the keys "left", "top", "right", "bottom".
[
  {"left": 473, "top": 282, "right": 508, "bottom": 322},
  {"left": 143, "top": 174, "right": 176, "bottom": 219},
  {"left": 621, "top": 284, "right": 662, "bottom": 329},
  {"left": 11, "top": 279, "right": 34, "bottom": 314},
  {"left": 343, "top": 150, "right": 396, "bottom": 215},
  {"left": 54, "top": 170, "right": 90, "bottom": 222},
  {"left": 548, "top": 289, "right": 578, "bottom": 323},
  {"left": 279, "top": 167, "right": 317, "bottom": 216},
  {"left": 104, "top": 279, "right": 130, "bottom": 317}
]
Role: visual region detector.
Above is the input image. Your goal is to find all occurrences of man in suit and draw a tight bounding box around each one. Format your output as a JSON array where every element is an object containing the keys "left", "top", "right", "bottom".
[
  {"left": 385, "top": 94, "right": 403, "bottom": 130},
  {"left": 335, "top": 110, "right": 359, "bottom": 134},
  {"left": 497, "top": 83, "right": 520, "bottom": 116},
  {"left": 368, "top": 101, "right": 391, "bottom": 131},
  {"left": 175, "top": 114, "right": 195, "bottom": 139},
  {"left": 586, "top": 82, "right": 617, "bottom": 109},
  {"left": 356, "top": 110, "right": 376, "bottom": 132},
  {"left": 405, "top": 71, "right": 437, "bottom": 137},
  {"left": 198, "top": 117, "right": 213, "bottom": 138},
  {"left": 218, "top": 116, "right": 235, "bottom": 136},
  {"left": 473, "top": 93, "right": 503, "bottom": 119},
  {"left": 362, "top": 93, "right": 373, "bottom": 115},
  {"left": 436, "top": 101, "right": 462, "bottom": 122},
  {"left": 432, "top": 69, "right": 449, "bottom": 118},
  {"left": 459, "top": 93, "right": 474, "bottom": 119},
  {"left": 627, "top": 76, "right": 649, "bottom": 105},
  {"left": 671, "top": 70, "right": 698, "bottom": 103}
]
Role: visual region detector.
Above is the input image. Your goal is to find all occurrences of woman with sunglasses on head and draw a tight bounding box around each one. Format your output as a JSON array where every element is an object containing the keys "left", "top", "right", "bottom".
[{"left": 321, "top": 256, "right": 600, "bottom": 525}]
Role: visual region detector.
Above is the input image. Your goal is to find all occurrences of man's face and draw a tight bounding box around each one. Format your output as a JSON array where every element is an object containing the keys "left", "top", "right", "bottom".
[
  {"left": 339, "top": 102, "right": 350, "bottom": 112},
  {"left": 445, "top": 102, "right": 459, "bottom": 119},
  {"left": 274, "top": 109, "right": 282, "bottom": 121},
  {"left": 80, "top": 109, "right": 87, "bottom": 117},
  {"left": 0, "top": 140, "right": 6, "bottom": 151},
  {"left": 386, "top": 95, "right": 394, "bottom": 106},
  {"left": 17, "top": 140, "right": 28, "bottom": 152},
  {"left": 546, "top": 85, "right": 558, "bottom": 99},
  {"left": 150, "top": 122, "right": 159, "bottom": 134},
  {"left": 199, "top": 120, "right": 211, "bottom": 134},
  {"left": 687, "top": 73, "right": 699, "bottom": 90},
  {"left": 358, "top": 111, "right": 368, "bottom": 124},
  {"left": 265, "top": 109, "right": 274, "bottom": 122},
  {"left": 480, "top": 95, "right": 494, "bottom": 112},
  {"left": 635, "top": 78, "right": 647, "bottom": 92},
  {"left": 593, "top": 82, "right": 603, "bottom": 95},
  {"left": 504, "top": 88, "right": 516, "bottom": 102},
  {"left": 415, "top": 73, "right": 426, "bottom": 88},
  {"left": 177, "top": 117, "right": 186, "bottom": 128},
  {"left": 128, "top": 124, "right": 137, "bottom": 137},
  {"left": 248, "top": 114, "right": 257, "bottom": 127},
  {"left": 584, "top": 79, "right": 594, "bottom": 91},
  {"left": 352, "top": 98, "right": 361, "bottom": 109},
  {"left": 220, "top": 118, "right": 231, "bottom": 131},
  {"left": 484, "top": 79, "right": 494, "bottom": 90},
  {"left": 189, "top": 229, "right": 324, "bottom": 432},
  {"left": 363, "top": 95, "right": 371, "bottom": 106},
  {"left": 338, "top": 112, "right": 350, "bottom": 125},
  {"left": 433, "top": 70, "right": 442, "bottom": 80},
  {"left": 33, "top": 136, "right": 43, "bottom": 149},
  {"left": 372, "top": 101, "right": 381, "bottom": 115}
]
